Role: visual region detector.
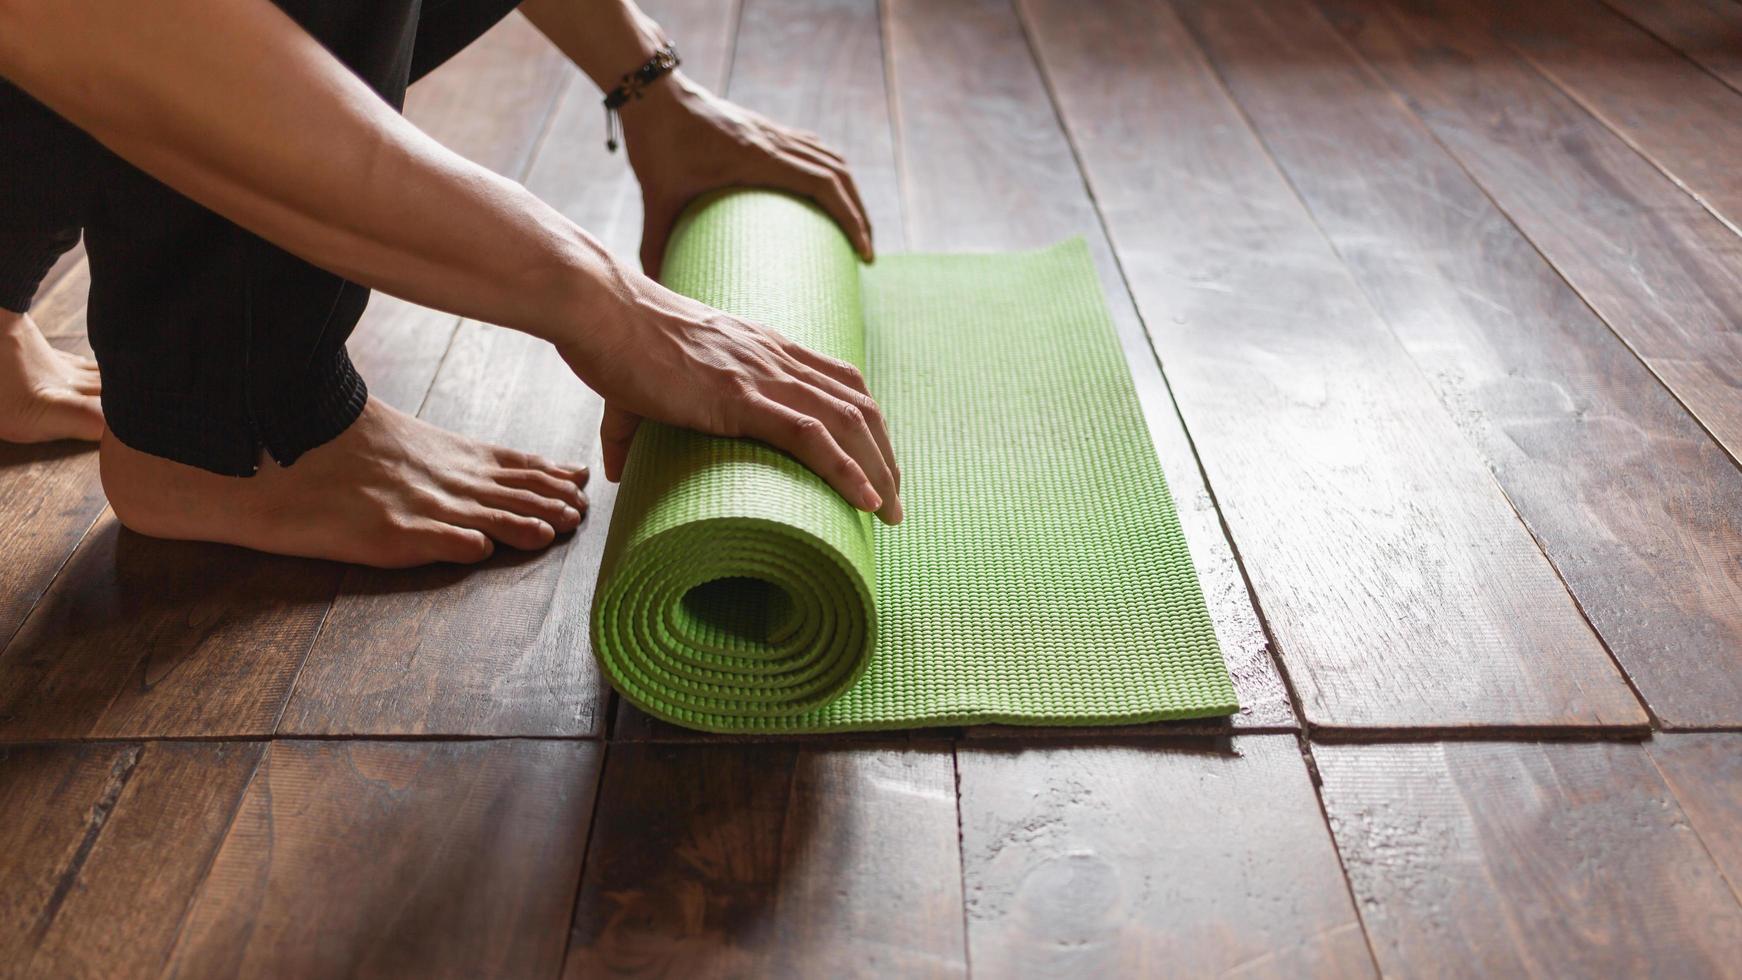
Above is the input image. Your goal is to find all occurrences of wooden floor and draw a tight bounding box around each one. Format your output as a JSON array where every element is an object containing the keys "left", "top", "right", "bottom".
[{"left": 4, "top": 0, "right": 1742, "bottom": 975}]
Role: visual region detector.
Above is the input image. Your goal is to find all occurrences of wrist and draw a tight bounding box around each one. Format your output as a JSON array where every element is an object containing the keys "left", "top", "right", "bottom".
[{"left": 519, "top": 220, "right": 641, "bottom": 358}]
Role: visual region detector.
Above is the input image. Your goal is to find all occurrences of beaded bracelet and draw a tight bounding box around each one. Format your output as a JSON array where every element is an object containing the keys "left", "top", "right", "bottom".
[{"left": 603, "top": 44, "right": 682, "bottom": 152}]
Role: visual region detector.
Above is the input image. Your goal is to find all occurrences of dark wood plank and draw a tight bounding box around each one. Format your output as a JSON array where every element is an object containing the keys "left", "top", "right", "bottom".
[
  {"left": 162, "top": 739, "right": 599, "bottom": 979},
  {"left": 887, "top": 0, "right": 1293, "bottom": 734},
  {"left": 727, "top": 0, "right": 905, "bottom": 249},
  {"left": 1173, "top": 0, "right": 1742, "bottom": 729},
  {"left": 1315, "top": 740, "right": 1742, "bottom": 976},
  {"left": 0, "top": 19, "right": 573, "bottom": 739},
  {"left": 1318, "top": 0, "right": 1742, "bottom": 478},
  {"left": 280, "top": 0, "right": 733, "bottom": 738},
  {"left": 1648, "top": 734, "right": 1742, "bottom": 892},
  {"left": 0, "top": 525, "right": 341, "bottom": 740},
  {"left": 566, "top": 742, "right": 966, "bottom": 977},
  {"left": 1013, "top": 0, "right": 1643, "bottom": 732},
  {"left": 1476, "top": 0, "right": 1742, "bottom": 236},
  {"left": 959, "top": 737, "right": 1373, "bottom": 977},
  {"left": 0, "top": 741, "right": 261, "bottom": 978},
  {"left": 1601, "top": 0, "right": 1742, "bottom": 93}
]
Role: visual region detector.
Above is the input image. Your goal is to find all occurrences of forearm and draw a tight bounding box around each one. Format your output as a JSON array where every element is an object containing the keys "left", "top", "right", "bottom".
[{"left": 0, "top": 0, "right": 610, "bottom": 343}]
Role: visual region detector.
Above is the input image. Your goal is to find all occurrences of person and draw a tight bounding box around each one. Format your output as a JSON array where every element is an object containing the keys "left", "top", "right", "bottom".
[{"left": 0, "top": 0, "right": 902, "bottom": 568}]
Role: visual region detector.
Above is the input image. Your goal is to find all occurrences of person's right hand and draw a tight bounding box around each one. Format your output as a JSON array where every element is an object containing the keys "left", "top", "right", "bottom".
[{"left": 557, "top": 266, "right": 902, "bottom": 525}]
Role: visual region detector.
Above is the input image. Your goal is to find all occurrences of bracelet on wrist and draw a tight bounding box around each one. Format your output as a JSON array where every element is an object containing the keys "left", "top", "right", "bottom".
[{"left": 603, "top": 44, "right": 681, "bottom": 152}]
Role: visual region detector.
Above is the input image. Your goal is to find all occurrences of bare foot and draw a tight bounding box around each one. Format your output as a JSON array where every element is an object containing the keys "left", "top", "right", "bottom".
[
  {"left": 102, "top": 397, "right": 588, "bottom": 567},
  {"left": 0, "top": 310, "right": 104, "bottom": 443}
]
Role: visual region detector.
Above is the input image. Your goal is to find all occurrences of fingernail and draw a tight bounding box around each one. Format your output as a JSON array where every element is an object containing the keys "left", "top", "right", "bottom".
[
  {"left": 861, "top": 484, "right": 882, "bottom": 511},
  {"left": 886, "top": 497, "right": 904, "bottom": 525},
  {"left": 562, "top": 505, "right": 580, "bottom": 523}
]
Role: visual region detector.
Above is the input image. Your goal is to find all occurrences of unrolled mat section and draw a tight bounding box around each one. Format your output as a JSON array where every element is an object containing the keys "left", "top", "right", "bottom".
[{"left": 591, "top": 190, "right": 1235, "bottom": 732}]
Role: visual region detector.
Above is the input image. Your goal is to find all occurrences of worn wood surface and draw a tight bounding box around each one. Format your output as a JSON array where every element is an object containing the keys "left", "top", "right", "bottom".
[
  {"left": 567, "top": 742, "right": 965, "bottom": 978},
  {"left": 1175, "top": 0, "right": 1742, "bottom": 729},
  {"left": 0, "top": 741, "right": 261, "bottom": 979},
  {"left": 1320, "top": 0, "right": 1742, "bottom": 475},
  {"left": 960, "top": 737, "right": 1374, "bottom": 978},
  {"left": 1018, "top": 0, "right": 1642, "bottom": 733},
  {"left": 3, "top": 4, "right": 1742, "bottom": 977},
  {"left": 1601, "top": 0, "right": 1742, "bottom": 92},
  {"left": 162, "top": 739, "right": 598, "bottom": 979},
  {"left": 1478, "top": 0, "right": 1742, "bottom": 235},
  {"left": 1315, "top": 740, "right": 1742, "bottom": 976},
  {"left": 1647, "top": 734, "right": 1742, "bottom": 892}
]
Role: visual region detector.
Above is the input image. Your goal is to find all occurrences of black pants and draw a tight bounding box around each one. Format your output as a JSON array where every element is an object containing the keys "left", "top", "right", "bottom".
[{"left": 0, "top": 0, "right": 522, "bottom": 475}]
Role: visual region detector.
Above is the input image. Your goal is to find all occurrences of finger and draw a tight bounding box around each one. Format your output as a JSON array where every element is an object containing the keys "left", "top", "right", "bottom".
[
  {"left": 600, "top": 406, "right": 642, "bottom": 482},
  {"left": 796, "top": 363, "right": 900, "bottom": 500},
  {"left": 787, "top": 156, "right": 874, "bottom": 262},
  {"left": 780, "top": 379, "right": 905, "bottom": 525},
  {"left": 71, "top": 373, "right": 102, "bottom": 396},
  {"left": 778, "top": 346, "right": 897, "bottom": 490},
  {"left": 740, "top": 393, "right": 881, "bottom": 513}
]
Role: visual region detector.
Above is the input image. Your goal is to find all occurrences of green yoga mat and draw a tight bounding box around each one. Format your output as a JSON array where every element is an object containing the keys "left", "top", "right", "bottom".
[{"left": 591, "top": 190, "right": 1236, "bottom": 732}]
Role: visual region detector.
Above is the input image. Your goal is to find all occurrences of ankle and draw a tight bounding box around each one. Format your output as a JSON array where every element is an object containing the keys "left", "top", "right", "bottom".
[{"left": 0, "top": 310, "right": 30, "bottom": 341}]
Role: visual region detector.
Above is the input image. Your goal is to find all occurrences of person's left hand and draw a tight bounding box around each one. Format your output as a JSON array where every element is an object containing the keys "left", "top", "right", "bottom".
[{"left": 621, "top": 73, "right": 873, "bottom": 279}]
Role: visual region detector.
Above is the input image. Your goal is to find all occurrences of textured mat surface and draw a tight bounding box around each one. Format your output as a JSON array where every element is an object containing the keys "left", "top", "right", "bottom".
[{"left": 591, "top": 191, "right": 1236, "bottom": 732}]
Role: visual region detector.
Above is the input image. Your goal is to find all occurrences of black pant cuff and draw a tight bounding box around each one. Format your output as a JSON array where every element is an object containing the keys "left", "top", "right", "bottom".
[{"left": 255, "top": 346, "right": 369, "bottom": 468}]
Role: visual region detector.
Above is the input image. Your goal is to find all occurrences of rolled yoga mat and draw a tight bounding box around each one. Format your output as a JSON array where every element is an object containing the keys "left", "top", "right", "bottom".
[{"left": 591, "top": 190, "right": 1237, "bottom": 732}]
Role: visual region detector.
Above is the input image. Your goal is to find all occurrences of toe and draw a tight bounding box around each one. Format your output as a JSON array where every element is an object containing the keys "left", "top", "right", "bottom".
[
  {"left": 451, "top": 503, "right": 557, "bottom": 551},
  {"left": 417, "top": 524, "right": 495, "bottom": 565},
  {"left": 476, "top": 483, "right": 583, "bottom": 532},
  {"left": 494, "top": 468, "right": 587, "bottom": 510},
  {"left": 492, "top": 446, "right": 588, "bottom": 485}
]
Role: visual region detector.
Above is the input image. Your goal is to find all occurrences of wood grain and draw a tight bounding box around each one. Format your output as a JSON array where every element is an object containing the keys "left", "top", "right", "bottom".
[
  {"left": 1601, "top": 0, "right": 1742, "bottom": 92},
  {"left": 162, "top": 739, "right": 598, "bottom": 979},
  {"left": 885, "top": 0, "right": 1294, "bottom": 733},
  {"left": 0, "top": 741, "right": 261, "bottom": 979},
  {"left": 1014, "top": 0, "right": 1642, "bottom": 732},
  {"left": 1475, "top": 0, "right": 1742, "bottom": 235},
  {"left": 0, "top": 524, "right": 342, "bottom": 739},
  {"left": 567, "top": 742, "right": 966, "bottom": 978},
  {"left": 1316, "top": 740, "right": 1742, "bottom": 976},
  {"left": 0, "top": 19, "right": 574, "bottom": 739},
  {"left": 280, "top": 0, "right": 732, "bottom": 739},
  {"left": 959, "top": 737, "right": 1373, "bottom": 978},
  {"left": 1318, "top": 0, "right": 1742, "bottom": 480},
  {"left": 1648, "top": 734, "right": 1742, "bottom": 895},
  {"left": 1173, "top": 0, "right": 1742, "bottom": 730}
]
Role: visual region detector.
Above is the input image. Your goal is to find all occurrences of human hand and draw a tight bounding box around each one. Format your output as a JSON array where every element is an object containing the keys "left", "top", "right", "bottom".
[
  {"left": 556, "top": 261, "right": 901, "bottom": 524},
  {"left": 621, "top": 73, "right": 873, "bottom": 278}
]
